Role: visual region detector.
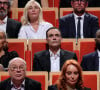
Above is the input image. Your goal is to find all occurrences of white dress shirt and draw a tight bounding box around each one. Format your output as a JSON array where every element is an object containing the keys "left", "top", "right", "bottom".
[
  {"left": 0, "top": 16, "right": 7, "bottom": 32},
  {"left": 11, "top": 80, "right": 25, "bottom": 90},
  {"left": 97, "top": 50, "right": 100, "bottom": 71},
  {"left": 74, "top": 13, "right": 85, "bottom": 38},
  {"left": 49, "top": 49, "right": 60, "bottom": 72},
  {"left": 18, "top": 22, "right": 53, "bottom": 39}
]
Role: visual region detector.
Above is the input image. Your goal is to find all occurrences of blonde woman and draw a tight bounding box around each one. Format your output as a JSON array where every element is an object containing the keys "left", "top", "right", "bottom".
[{"left": 18, "top": 0, "right": 53, "bottom": 39}]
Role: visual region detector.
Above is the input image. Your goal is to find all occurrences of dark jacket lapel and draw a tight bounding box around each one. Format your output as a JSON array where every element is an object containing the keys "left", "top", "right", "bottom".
[
  {"left": 6, "top": 18, "right": 11, "bottom": 37},
  {"left": 70, "top": 14, "right": 76, "bottom": 37},
  {"left": 60, "top": 50, "right": 65, "bottom": 70},
  {"left": 5, "top": 78, "right": 12, "bottom": 90},
  {"left": 93, "top": 51, "right": 99, "bottom": 71},
  {"left": 44, "top": 50, "right": 51, "bottom": 72},
  {"left": 83, "top": 13, "right": 89, "bottom": 37}
]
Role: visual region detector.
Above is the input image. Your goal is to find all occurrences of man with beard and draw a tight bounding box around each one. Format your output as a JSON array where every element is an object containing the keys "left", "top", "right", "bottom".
[
  {"left": 33, "top": 27, "right": 77, "bottom": 72},
  {"left": 59, "top": 0, "right": 99, "bottom": 38},
  {"left": 0, "top": 0, "right": 21, "bottom": 38},
  {"left": 81, "top": 29, "right": 100, "bottom": 71}
]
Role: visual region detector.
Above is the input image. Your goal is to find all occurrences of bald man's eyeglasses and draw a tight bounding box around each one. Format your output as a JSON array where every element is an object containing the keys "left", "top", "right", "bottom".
[{"left": 9, "top": 66, "right": 26, "bottom": 71}]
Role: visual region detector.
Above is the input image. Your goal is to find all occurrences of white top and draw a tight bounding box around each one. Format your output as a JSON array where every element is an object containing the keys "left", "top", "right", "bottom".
[
  {"left": 74, "top": 13, "right": 85, "bottom": 38},
  {"left": 18, "top": 22, "right": 53, "bottom": 39},
  {"left": 97, "top": 50, "right": 100, "bottom": 71},
  {"left": 11, "top": 80, "right": 25, "bottom": 90},
  {"left": 0, "top": 16, "right": 7, "bottom": 32},
  {"left": 49, "top": 49, "right": 60, "bottom": 72}
]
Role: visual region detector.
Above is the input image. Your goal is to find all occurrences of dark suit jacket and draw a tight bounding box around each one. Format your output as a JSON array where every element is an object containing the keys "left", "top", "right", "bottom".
[
  {"left": 59, "top": 13, "right": 99, "bottom": 38},
  {"left": 81, "top": 51, "right": 99, "bottom": 71},
  {"left": 6, "top": 18, "right": 21, "bottom": 38},
  {"left": 33, "top": 49, "right": 77, "bottom": 72},
  {"left": 0, "top": 77, "right": 41, "bottom": 90},
  {"left": 0, "top": 51, "right": 19, "bottom": 68},
  {"left": 48, "top": 85, "right": 91, "bottom": 90}
]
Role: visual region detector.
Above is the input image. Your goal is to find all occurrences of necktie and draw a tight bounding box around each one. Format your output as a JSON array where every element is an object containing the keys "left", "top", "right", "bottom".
[{"left": 77, "top": 17, "right": 81, "bottom": 38}]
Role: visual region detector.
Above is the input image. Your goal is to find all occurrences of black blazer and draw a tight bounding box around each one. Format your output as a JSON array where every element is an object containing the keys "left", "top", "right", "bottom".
[
  {"left": 81, "top": 51, "right": 99, "bottom": 71},
  {"left": 33, "top": 49, "right": 77, "bottom": 72},
  {"left": 6, "top": 18, "right": 21, "bottom": 38},
  {"left": 0, "top": 51, "right": 19, "bottom": 68},
  {"left": 59, "top": 13, "right": 99, "bottom": 38},
  {"left": 48, "top": 85, "right": 91, "bottom": 90},
  {"left": 0, "top": 77, "right": 42, "bottom": 90}
]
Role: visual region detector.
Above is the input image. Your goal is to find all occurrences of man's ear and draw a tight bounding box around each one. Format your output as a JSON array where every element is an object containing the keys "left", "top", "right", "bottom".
[
  {"left": 95, "top": 38, "right": 97, "bottom": 42},
  {"left": 71, "top": 1, "right": 74, "bottom": 8},
  {"left": 85, "top": 2, "right": 88, "bottom": 7}
]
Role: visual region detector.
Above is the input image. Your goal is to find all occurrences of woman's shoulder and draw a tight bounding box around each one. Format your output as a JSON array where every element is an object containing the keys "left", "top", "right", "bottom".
[
  {"left": 40, "top": 21, "right": 53, "bottom": 26},
  {"left": 8, "top": 51, "right": 19, "bottom": 56}
]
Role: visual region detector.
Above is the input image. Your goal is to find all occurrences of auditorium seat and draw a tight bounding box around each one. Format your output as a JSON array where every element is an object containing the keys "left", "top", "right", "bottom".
[
  {"left": 7, "top": 39, "right": 27, "bottom": 59},
  {"left": 0, "top": 71, "right": 48, "bottom": 90},
  {"left": 42, "top": 8, "right": 58, "bottom": 26},
  {"left": 78, "top": 38, "right": 95, "bottom": 63},
  {"left": 48, "top": 0, "right": 60, "bottom": 8},
  {"left": 49, "top": 71, "right": 99, "bottom": 90},
  {"left": 17, "top": 8, "right": 58, "bottom": 26},
  {"left": 9, "top": 8, "right": 18, "bottom": 20}
]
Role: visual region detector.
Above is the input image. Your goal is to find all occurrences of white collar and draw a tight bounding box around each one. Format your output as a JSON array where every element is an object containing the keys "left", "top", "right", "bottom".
[
  {"left": 49, "top": 49, "right": 60, "bottom": 57},
  {"left": 74, "top": 13, "right": 85, "bottom": 20},
  {"left": 2, "top": 16, "right": 8, "bottom": 23},
  {"left": 11, "top": 79, "right": 25, "bottom": 88},
  {"left": 97, "top": 49, "right": 100, "bottom": 57}
]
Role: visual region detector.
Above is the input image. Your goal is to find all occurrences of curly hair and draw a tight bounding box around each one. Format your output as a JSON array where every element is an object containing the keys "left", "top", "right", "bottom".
[{"left": 56, "top": 59, "right": 84, "bottom": 90}]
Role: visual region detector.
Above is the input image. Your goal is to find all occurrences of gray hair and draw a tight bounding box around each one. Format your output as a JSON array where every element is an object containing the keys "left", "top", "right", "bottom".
[{"left": 8, "top": 57, "right": 27, "bottom": 68}]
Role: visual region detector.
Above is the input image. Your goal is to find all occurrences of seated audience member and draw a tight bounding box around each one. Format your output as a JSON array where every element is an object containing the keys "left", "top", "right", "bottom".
[
  {"left": 59, "top": 0, "right": 100, "bottom": 7},
  {"left": 0, "top": 0, "right": 21, "bottom": 38},
  {"left": 48, "top": 59, "right": 91, "bottom": 90},
  {"left": 81, "top": 29, "right": 100, "bottom": 71},
  {"left": 59, "top": 0, "right": 99, "bottom": 38},
  {"left": 0, "top": 31, "right": 18, "bottom": 71},
  {"left": 33, "top": 27, "right": 77, "bottom": 72},
  {"left": 18, "top": 0, "right": 53, "bottom": 39},
  {"left": 0, "top": 57, "right": 42, "bottom": 90}
]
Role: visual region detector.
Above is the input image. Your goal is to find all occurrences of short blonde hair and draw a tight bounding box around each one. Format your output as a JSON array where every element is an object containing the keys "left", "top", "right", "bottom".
[{"left": 21, "top": 0, "right": 43, "bottom": 25}]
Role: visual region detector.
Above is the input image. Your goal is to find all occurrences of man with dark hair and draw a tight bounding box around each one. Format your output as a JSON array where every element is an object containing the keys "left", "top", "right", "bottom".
[
  {"left": 0, "top": 0, "right": 21, "bottom": 38},
  {"left": 59, "top": 0, "right": 99, "bottom": 38},
  {"left": 81, "top": 29, "right": 100, "bottom": 71},
  {"left": 33, "top": 27, "right": 77, "bottom": 72}
]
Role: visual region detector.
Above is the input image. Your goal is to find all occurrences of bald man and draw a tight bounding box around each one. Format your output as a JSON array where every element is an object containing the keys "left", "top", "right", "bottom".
[{"left": 0, "top": 57, "right": 41, "bottom": 90}]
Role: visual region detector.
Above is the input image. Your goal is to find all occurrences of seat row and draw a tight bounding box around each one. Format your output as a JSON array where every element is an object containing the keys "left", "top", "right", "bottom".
[
  {"left": 10, "top": 8, "right": 100, "bottom": 27},
  {"left": 7, "top": 38, "right": 96, "bottom": 71},
  {"left": 0, "top": 71, "right": 99, "bottom": 90}
]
